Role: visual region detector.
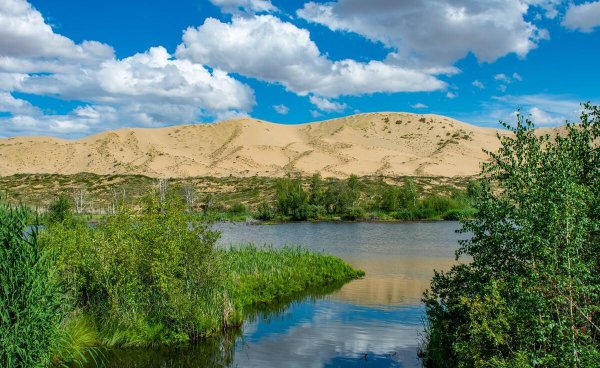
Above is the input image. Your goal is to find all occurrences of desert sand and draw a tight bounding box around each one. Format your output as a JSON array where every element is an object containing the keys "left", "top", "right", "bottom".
[{"left": 0, "top": 112, "right": 509, "bottom": 178}]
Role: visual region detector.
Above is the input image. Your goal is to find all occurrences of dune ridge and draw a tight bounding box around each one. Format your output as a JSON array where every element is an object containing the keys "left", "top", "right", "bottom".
[{"left": 0, "top": 112, "right": 508, "bottom": 178}]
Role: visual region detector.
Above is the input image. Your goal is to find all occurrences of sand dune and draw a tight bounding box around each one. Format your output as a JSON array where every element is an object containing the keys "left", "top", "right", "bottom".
[{"left": 0, "top": 112, "right": 509, "bottom": 178}]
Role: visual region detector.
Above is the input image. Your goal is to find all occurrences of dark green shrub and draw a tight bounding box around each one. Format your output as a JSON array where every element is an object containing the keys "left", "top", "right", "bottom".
[
  {"left": 419, "top": 195, "right": 458, "bottom": 213},
  {"left": 342, "top": 206, "right": 365, "bottom": 221},
  {"left": 443, "top": 208, "right": 477, "bottom": 220},
  {"left": 47, "top": 194, "right": 73, "bottom": 224},
  {"left": 256, "top": 202, "right": 275, "bottom": 221},
  {"left": 229, "top": 201, "right": 247, "bottom": 214},
  {"left": 0, "top": 200, "right": 66, "bottom": 367}
]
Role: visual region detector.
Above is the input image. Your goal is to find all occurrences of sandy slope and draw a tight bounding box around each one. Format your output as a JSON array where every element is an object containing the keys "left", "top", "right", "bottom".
[{"left": 0, "top": 112, "right": 509, "bottom": 178}]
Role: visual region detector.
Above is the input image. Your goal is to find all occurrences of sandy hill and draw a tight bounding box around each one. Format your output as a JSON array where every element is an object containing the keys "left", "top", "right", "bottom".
[{"left": 0, "top": 112, "right": 510, "bottom": 178}]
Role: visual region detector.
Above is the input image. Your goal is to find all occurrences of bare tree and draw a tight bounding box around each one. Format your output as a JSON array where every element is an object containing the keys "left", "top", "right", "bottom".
[
  {"left": 183, "top": 182, "right": 196, "bottom": 211},
  {"left": 158, "top": 178, "right": 169, "bottom": 203},
  {"left": 71, "top": 187, "right": 86, "bottom": 214},
  {"left": 111, "top": 188, "right": 119, "bottom": 214}
]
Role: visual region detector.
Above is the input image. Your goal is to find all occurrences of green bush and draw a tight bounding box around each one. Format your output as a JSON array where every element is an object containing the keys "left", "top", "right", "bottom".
[
  {"left": 342, "top": 206, "right": 365, "bottom": 221},
  {"left": 419, "top": 195, "right": 459, "bottom": 213},
  {"left": 229, "top": 201, "right": 247, "bottom": 214},
  {"left": 256, "top": 202, "right": 275, "bottom": 221},
  {"left": 47, "top": 194, "right": 73, "bottom": 224},
  {"left": 442, "top": 208, "right": 477, "bottom": 220},
  {"left": 0, "top": 200, "right": 66, "bottom": 367}
]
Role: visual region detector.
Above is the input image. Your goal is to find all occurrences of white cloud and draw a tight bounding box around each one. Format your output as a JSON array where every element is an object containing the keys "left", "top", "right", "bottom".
[
  {"left": 0, "top": 0, "right": 256, "bottom": 137},
  {"left": 410, "top": 103, "right": 428, "bottom": 109},
  {"left": 466, "top": 94, "right": 585, "bottom": 127},
  {"left": 472, "top": 80, "right": 485, "bottom": 89},
  {"left": 446, "top": 91, "right": 457, "bottom": 99},
  {"left": 494, "top": 72, "right": 522, "bottom": 86},
  {"left": 0, "top": 0, "right": 114, "bottom": 71},
  {"left": 209, "top": 0, "right": 276, "bottom": 14},
  {"left": 527, "top": 106, "right": 566, "bottom": 125},
  {"left": 309, "top": 96, "right": 348, "bottom": 112},
  {"left": 175, "top": 15, "right": 448, "bottom": 98},
  {"left": 494, "top": 73, "right": 511, "bottom": 83},
  {"left": 499, "top": 84, "right": 508, "bottom": 92},
  {"left": 562, "top": 1, "right": 600, "bottom": 32},
  {"left": 298, "top": 0, "right": 551, "bottom": 67},
  {"left": 273, "top": 104, "right": 289, "bottom": 114},
  {"left": 310, "top": 110, "right": 323, "bottom": 118}
]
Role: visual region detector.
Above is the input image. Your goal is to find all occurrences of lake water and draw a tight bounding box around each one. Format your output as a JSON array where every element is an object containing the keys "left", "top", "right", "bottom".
[{"left": 100, "top": 221, "right": 465, "bottom": 367}]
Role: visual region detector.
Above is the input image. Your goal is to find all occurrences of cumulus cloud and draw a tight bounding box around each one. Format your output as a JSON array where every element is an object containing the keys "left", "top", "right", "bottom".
[
  {"left": 446, "top": 92, "right": 457, "bottom": 99},
  {"left": 309, "top": 96, "right": 348, "bottom": 112},
  {"left": 297, "top": 0, "right": 551, "bottom": 67},
  {"left": 472, "top": 80, "right": 485, "bottom": 89},
  {"left": 561, "top": 1, "right": 600, "bottom": 32},
  {"left": 410, "top": 103, "right": 428, "bottom": 109},
  {"left": 209, "top": 0, "right": 276, "bottom": 14},
  {"left": 175, "top": 15, "right": 448, "bottom": 98},
  {"left": 273, "top": 104, "right": 289, "bottom": 114},
  {"left": 0, "top": 0, "right": 255, "bottom": 137}
]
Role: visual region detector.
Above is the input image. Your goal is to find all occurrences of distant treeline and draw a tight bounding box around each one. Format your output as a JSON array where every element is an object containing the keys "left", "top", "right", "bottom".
[
  {"left": 254, "top": 173, "right": 478, "bottom": 222},
  {"left": 1, "top": 173, "right": 474, "bottom": 223}
]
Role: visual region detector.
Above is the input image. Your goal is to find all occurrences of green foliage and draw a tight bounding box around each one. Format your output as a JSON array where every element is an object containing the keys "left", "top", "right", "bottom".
[
  {"left": 275, "top": 176, "right": 309, "bottom": 220},
  {"left": 229, "top": 201, "right": 247, "bottom": 214},
  {"left": 41, "top": 195, "right": 224, "bottom": 346},
  {"left": 256, "top": 202, "right": 275, "bottom": 221},
  {"left": 47, "top": 194, "right": 74, "bottom": 224},
  {"left": 0, "top": 199, "right": 66, "bottom": 367},
  {"left": 421, "top": 104, "right": 600, "bottom": 367}
]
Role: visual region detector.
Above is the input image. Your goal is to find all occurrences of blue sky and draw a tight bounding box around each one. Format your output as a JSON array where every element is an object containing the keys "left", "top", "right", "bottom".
[{"left": 0, "top": 0, "right": 599, "bottom": 138}]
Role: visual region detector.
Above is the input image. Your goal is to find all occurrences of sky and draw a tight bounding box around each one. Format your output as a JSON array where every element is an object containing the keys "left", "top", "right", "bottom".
[{"left": 0, "top": 0, "right": 599, "bottom": 138}]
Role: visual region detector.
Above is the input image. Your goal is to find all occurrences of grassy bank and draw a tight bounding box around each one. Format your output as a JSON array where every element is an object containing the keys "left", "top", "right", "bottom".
[{"left": 0, "top": 197, "right": 363, "bottom": 367}]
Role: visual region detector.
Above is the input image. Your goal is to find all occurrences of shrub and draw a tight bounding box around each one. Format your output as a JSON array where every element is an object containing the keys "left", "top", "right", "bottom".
[
  {"left": 342, "top": 206, "right": 365, "bottom": 221},
  {"left": 419, "top": 195, "right": 459, "bottom": 213},
  {"left": 256, "top": 202, "right": 275, "bottom": 221},
  {"left": 47, "top": 194, "right": 73, "bottom": 224},
  {"left": 229, "top": 201, "right": 247, "bottom": 214},
  {"left": 442, "top": 208, "right": 477, "bottom": 221}
]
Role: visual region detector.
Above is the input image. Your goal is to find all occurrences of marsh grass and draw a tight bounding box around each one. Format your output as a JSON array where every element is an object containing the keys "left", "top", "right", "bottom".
[
  {"left": 222, "top": 245, "right": 364, "bottom": 310},
  {"left": 0, "top": 199, "right": 65, "bottom": 367}
]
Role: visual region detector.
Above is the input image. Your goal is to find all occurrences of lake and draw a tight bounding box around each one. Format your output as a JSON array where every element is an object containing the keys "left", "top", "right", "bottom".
[{"left": 99, "top": 221, "right": 465, "bottom": 367}]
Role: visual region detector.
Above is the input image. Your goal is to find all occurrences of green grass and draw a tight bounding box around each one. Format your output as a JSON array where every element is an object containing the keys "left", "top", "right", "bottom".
[{"left": 222, "top": 245, "right": 364, "bottom": 309}]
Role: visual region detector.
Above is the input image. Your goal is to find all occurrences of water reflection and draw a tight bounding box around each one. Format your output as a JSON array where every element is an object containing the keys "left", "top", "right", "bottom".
[{"left": 96, "top": 222, "right": 464, "bottom": 367}]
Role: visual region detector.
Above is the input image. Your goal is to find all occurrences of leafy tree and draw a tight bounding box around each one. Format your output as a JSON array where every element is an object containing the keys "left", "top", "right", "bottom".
[
  {"left": 308, "top": 172, "right": 325, "bottom": 206},
  {"left": 421, "top": 104, "right": 600, "bottom": 367},
  {"left": 276, "top": 176, "right": 309, "bottom": 220}
]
